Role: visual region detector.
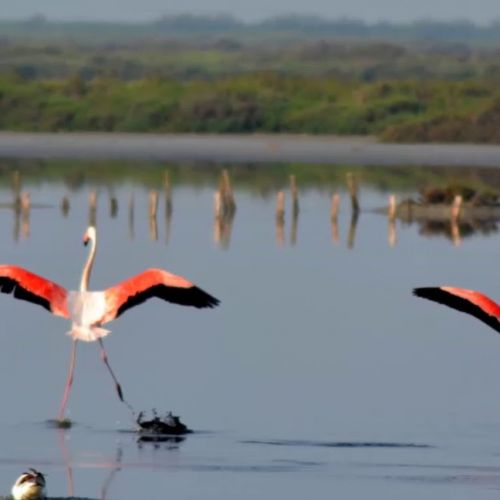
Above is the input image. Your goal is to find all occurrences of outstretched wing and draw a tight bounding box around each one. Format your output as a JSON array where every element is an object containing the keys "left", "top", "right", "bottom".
[
  {"left": 0, "top": 264, "right": 69, "bottom": 318},
  {"left": 413, "top": 286, "right": 500, "bottom": 333},
  {"left": 102, "top": 268, "right": 220, "bottom": 323}
]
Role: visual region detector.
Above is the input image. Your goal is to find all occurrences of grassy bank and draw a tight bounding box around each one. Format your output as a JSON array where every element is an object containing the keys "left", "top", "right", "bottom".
[{"left": 1, "top": 74, "right": 500, "bottom": 142}]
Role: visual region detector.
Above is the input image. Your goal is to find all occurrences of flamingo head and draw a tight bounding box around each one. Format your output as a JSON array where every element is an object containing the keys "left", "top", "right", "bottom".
[{"left": 83, "top": 226, "right": 96, "bottom": 247}]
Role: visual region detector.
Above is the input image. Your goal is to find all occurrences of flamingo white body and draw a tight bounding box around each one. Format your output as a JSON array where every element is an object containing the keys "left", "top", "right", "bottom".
[
  {"left": 0, "top": 226, "right": 220, "bottom": 420},
  {"left": 67, "top": 291, "right": 109, "bottom": 341}
]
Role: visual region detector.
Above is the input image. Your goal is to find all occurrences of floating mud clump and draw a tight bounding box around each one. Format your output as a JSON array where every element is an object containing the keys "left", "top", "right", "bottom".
[
  {"left": 46, "top": 417, "right": 72, "bottom": 429},
  {"left": 136, "top": 410, "right": 192, "bottom": 440}
]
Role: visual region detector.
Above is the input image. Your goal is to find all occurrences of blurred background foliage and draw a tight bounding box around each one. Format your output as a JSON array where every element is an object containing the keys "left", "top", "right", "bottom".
[{"left": 3, "top": 15, "right": 500, "bottom": 141}]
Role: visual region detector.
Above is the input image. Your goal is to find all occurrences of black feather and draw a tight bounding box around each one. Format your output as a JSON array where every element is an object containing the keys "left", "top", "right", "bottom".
[
  {"left": 116, "top": 285, "right": 220, "bottom": 319},
  {"left": 413, "top": 287, "right": 500, "bottom": 333},
  {"left": 0, "top": 276, "right": 52, "bottom": 312}
]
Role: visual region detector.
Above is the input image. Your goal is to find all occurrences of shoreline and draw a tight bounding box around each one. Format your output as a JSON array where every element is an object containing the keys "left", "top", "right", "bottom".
[{"left": 1, "top": 132, "right": 500, "bottom": 167}]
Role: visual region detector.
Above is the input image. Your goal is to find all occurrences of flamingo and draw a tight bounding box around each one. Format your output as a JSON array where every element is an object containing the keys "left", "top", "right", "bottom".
[
  {"left": 413, "top": 287, "right": 500, "bottom": 333},
  {"left": 0, "top": 226, "right": 219, "bottom": 421}
]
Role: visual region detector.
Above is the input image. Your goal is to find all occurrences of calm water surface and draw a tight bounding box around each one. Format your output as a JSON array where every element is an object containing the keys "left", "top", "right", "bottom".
[{"left": 0, "top": 162, "right": 499, "bottom": 498}]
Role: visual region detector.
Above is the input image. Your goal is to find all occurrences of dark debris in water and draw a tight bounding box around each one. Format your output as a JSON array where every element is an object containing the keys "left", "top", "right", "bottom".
[
  {"left": 136, "top": 410, "right": 192, "bottom": 442},
  {"left": 46, "top": 418, "right": 73, "bottom": 429}
]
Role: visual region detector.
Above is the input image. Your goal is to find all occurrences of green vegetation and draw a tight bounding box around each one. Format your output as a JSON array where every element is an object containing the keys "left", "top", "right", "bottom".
[
  {"left": 3, "top": 37, "right": 500, "bottom": 82},
  {"left": 3, "top": 16, "right": 500, "bottom": 142},
  {"left": 3, "top": 15, "right": 500, "bottom": 46},
  {"left": 3, "top": 17, "right": 500, "bottom": 83},
  {"left": 1, "top": 74, "right": 500, "bottom": 142}
]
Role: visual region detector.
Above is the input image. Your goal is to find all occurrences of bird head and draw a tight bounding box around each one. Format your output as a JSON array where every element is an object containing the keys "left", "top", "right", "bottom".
[
  {"left": 11, "top": 468, "right": 46, "bottom": 500},
  {"left": 83, "top": 226, "right": 96, "bottom": 247}
]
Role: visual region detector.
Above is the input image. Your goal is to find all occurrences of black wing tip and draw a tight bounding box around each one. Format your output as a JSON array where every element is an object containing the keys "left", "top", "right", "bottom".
[
  {"left": 413, "top": 287, "right": 440, "bottom": 298},
  {"left": 193, "top": 286, "right": 220, "bottom": 308},
  {"left": 0, "top": 276, "right": 52, "bottom": 312},
  {"left": 413, "top": 285, "right": 500, "bottom": 333}
]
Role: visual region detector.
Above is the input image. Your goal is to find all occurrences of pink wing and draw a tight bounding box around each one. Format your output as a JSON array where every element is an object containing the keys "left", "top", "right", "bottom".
[
  {"left": 102, "top": 268, "right": 220, "bottom": 323},
  {"left": 0, "top": 265, "right": 69, "bottom": 318},
  {"left": 413, "top": 286, "right": 500, "bottom": 333}
]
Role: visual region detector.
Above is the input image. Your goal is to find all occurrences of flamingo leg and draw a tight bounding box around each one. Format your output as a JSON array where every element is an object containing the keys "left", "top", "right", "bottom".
[
  {"left": 98, "top": 338, "right": 132, "bottom": 410},
  {"left": 58, "top": 339, "right": 78, "bottom": 421}
]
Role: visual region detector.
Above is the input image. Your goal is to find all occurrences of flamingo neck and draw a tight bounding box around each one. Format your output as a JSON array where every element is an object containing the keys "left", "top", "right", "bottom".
[{"left": 80, "top": 235, "right": 96, "bottom": 292}]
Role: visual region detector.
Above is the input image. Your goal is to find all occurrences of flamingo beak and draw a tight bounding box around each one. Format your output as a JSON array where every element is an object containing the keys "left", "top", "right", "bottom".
[{"left": 83, "top": 235, "right": 89, "bottom": 246}]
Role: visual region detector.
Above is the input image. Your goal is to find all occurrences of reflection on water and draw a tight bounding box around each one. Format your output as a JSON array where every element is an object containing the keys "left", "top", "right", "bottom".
[
  {"left": 213, "top": 170, "right": 236, "bottom": 248},
  {"left": 56, "top": 428, "right": 123, "bottom": 500},
  {"left": 290, "top": 175, "right": 299, "bottom": 246},
  {"left": 88, "top": 190, "right": 97, "bottom": 227},
  {"left": 3, "top": 165, "right": 500, "bottom": 248},
  {"left": 330, "top": 193, "right": 340, "bottom": 244},
  {"left": 163, "top": 172, "right": 173, "bottom": 245},
  {"left": 381, "top": 193, "right": 500, "bottom": 246},
  {"left": 387, "top": 194, "right": 397, "bottom": 247},
  {"left": 99, "top": 447, "right": 122, "bottom": 500},
  {"left": 275, "top": 191, "right": 285, "bottom": 246},
  {"left": 148, "top": 190, "right": 158, "bottom": 242},
  {"left": 61, "top": 196, "right": 70, "bottom": 217}
]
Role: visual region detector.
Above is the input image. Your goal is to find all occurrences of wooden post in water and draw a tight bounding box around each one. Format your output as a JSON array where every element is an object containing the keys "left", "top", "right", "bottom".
[
  {"left": 290, "top": 175, "right": 299, "bottom": 246},
  {"left": 276, "top": 191, "right": 285, "bottom": 246},
  {"left": 213, "top": 189, "right": 235, "bottom": 248},
  {"left": 290, "top": 175, "right": 299, "bottom": 217},
  {"left": 214, "top": 191, "right": 222, "bottom": 220},
  {"left": 451, "top": 194, "right": 462, "bottom": 221},
  {"left": 20, "top": 192, "right": 30, "bottom": 239},
  {"left": 213, "top": 191, "right": 223, "bottom": 245},
  {"left": 109, "top": 192, "right": 118, "bottom": 218},
  {"left": 451, "top": 195, "right": 462, "bottom": 247},
  {"left": 330, "top": 193, "right": 340, "bottom": 244},
  {"left": 149, "top": 190, "right": 158, "bottom": 241},
  {"left": 347, "top": 211, "right": 359, "bottom": 250},
  {"left": 88, "top": 190, "right": 97, "bottom": 227},
  {"left": 346, "top": 172, "right": 360, "bottom": 215},
  {"left": 388, "top": 194, "right": 397, "bottom": 247},
  {"left": 346, "top": 172, "right": 359, "bottom": 249},
  {"left": 61, "top": 196, "right": 70, "bottom": 217},
  {"left": 221, "top": 169, "right": 236, "bottom": 216},
  {"left": 213, "top": 170, "right": 236, "bottom": 248}
]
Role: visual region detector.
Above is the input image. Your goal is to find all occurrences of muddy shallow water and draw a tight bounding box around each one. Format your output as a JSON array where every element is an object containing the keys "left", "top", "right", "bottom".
[{"left": 0, "top": 162, "right": 499, "bottom": 498}]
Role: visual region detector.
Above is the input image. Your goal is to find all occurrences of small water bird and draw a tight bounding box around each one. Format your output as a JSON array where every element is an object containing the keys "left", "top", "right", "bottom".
[
  {"left": 413, "top": 286, "right": 500, "bottom": 332},
  {"left": 0, "top": 226, "right": 220, "bottom": 421},
  {"left": 11, "top": 468, "right": 46, "bottom": 500}
]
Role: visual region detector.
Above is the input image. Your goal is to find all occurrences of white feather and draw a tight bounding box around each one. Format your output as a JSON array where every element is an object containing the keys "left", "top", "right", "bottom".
[
  {"left": 11, "top": 473, "right": 46, "bottom": 500},
  {"left": 67, "top": 291, "right": 110, "bottom": 342}
]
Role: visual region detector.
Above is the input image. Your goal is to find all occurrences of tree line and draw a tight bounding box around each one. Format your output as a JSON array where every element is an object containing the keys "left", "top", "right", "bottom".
[{"left": 2, "top": 73, "right": 500, "bottom": 142}]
